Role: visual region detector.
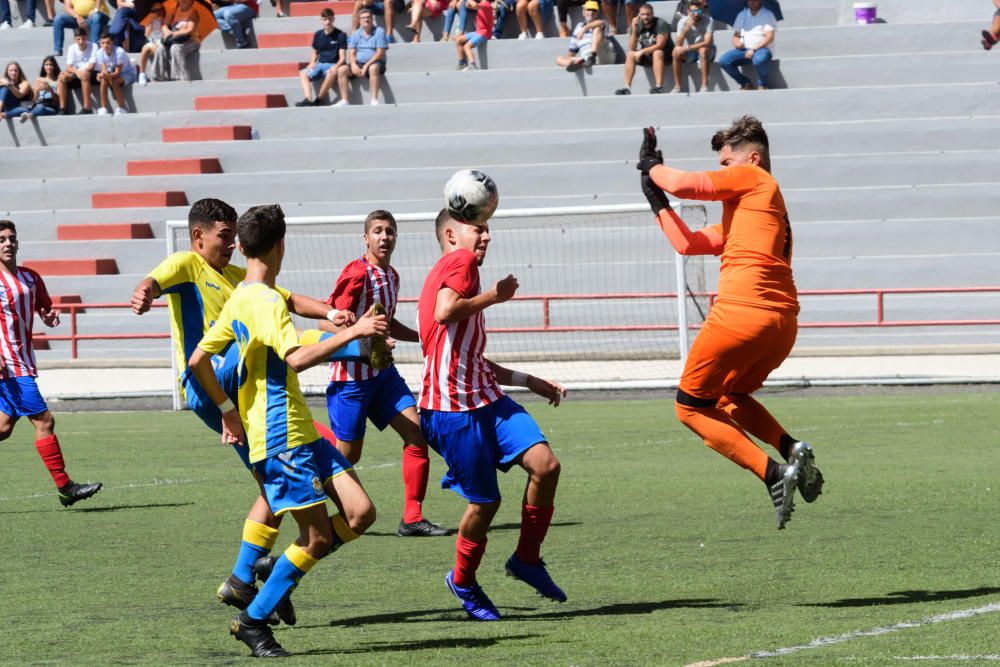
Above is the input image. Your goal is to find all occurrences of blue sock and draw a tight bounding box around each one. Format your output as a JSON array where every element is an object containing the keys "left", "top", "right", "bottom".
[
  {"left": 233, "top": 519, "right": 279, "bottom": 584},
  {"left": 246, "top": 547, "right": 317, "bottom": 620}
]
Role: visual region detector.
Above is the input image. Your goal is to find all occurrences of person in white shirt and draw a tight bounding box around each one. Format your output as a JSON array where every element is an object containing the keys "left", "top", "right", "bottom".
[
  {"left": 56, "top": 27, "right": 97, "bottom": 114},
  {"left": 94, "top": 32, "right": 136, "bottom": 114},
  {"left": 718, "top": 0, "right": 775, "bottom": 90}
]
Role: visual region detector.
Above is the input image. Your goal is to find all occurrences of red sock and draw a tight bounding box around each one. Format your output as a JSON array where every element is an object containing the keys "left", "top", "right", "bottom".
[
  {"left": 453, "top": 535, "right": 487, "bottom": 587},
  {"left": 516, "top": 504, "right": 554, "bottom": 564},
  {"left": 401, "top": 444, "right": 429, "bottom": 524},
  {"left": 35, "top": 435, "right": 70, "bottom": 489}
]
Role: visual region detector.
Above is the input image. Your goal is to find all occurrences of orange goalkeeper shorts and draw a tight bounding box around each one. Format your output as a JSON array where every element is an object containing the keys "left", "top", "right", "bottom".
[{"left": 679, "top": 300, "right": 798, "bottom": 400}]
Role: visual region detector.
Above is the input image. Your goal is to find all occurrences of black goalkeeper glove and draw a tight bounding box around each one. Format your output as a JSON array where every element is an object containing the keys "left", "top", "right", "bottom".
[
  {"left": 640, "top": 172, "right": 671, "bottom": 215},
  {"left": 637, "top": 126, "right": 664, "bottom": 173}
]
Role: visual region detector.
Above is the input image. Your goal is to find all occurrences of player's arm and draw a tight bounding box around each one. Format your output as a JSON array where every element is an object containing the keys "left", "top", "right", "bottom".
[
  {"left": 389, "top": 318, "right": 419, "bottom": 343},
  {"left": 131, "top": 277, "right": 162, "bottom": 315},
  {"left": 285, "top": 306, "right": 387, "bottom": 372},
  {"left": 435, "top": 275, "right": 518, "bottom": 324},
  {"left": 33, "top": 272, "right": 61, "bottom": 327},
  {"left": 286, "top": 291, "right": 344, "bottom": 324},
  {"left": 190, "top": 317, "right": 244, "bottom": 445},
  {"left": 486, "top": 358, "right": 566, "bottom": 407}
]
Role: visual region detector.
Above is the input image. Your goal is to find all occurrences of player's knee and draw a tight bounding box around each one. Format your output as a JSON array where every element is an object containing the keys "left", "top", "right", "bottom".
[
  {"left": 35, "top": 411, "right": 55, "bottom": 435},
  {"left": 349, "top": 498, "right": 376, "bottom": 534}
]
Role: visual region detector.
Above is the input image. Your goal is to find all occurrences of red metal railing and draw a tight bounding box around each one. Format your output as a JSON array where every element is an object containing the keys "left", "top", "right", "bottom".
[{"left": 33, "top": 287, "right": 1000, "bottom": 358}]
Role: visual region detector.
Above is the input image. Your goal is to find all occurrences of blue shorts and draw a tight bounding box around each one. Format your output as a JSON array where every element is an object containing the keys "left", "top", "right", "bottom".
[
  {"left": 326, "top": 365, "right": 416, "bottom": 442},
  {"left": 252, "top": 439, "right": 353, "bottom": 516},
  {"left": 465, "top": 32, "right": 487, "bottom": 47},
  {"left": 419, "top": 395, "right": 546, "bottom": 504},
  {"left": 369, "top": 0, "right": 403, "bottom": 14},
  {"left": 538, "top": 0, "right": 554, "bottom": 19},
  {"left": 304, "top": 61, "right": 339, "bottom": 80},
  {"left": 180, "top": 343, "right": 252, "bottom": 468},
  {"left": 0, "top": 376, "right": 48, "bottom": 418}
]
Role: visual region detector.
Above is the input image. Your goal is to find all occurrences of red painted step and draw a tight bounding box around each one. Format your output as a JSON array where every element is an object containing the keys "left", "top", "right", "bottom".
[
  {"left": 91, "top": 191, "right": 188, "bottom": 209},
  {"left": 127, "top": 158, "right": 223, "bottom": 176},
  {"left": 52, "top": 294, "right": 85, "bottom": 313},
  {"left": 288, "top": 1, "right": 354, "bottom": 17},
  {"left": 162, "top": 125, "right": 253, "bottom": 142},
  {"left": 22, "top": 259, "right": 119, "bottom": 275},
  {"left": 228, "top": 62, "right": 307, "bottom": 79},
  {"left": 194, "top": 94, "right": 288, "bottom": 111},
  {"left": 57, "top": 223, "right": 154, "bottom": 240},
  {"left": 257, "top": 32, "right": 313, "bottom": 48}
]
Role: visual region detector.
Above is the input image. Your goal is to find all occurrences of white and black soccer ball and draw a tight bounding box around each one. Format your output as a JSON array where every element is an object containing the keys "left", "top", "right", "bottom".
[{"left": 444, "top": 169, "right": 499, "bottom": 225}]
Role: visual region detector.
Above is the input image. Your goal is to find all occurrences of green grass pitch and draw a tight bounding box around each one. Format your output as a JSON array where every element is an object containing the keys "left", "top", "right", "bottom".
[{"left": 2, "top": 389, "right": 998, "bottom": 665}]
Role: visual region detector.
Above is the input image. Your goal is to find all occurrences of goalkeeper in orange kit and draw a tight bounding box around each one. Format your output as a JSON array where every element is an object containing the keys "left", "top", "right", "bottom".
[{"left": 636, "top": 115, "right": 823, "bottom": 530}]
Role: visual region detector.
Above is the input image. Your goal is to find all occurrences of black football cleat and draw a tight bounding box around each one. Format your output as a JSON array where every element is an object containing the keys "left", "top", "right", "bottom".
[
  {"left": 397, "top": 519, "right": 451, "bottom": 537},
  {"left": 252, "top": 557, "right": 297, "bottom": 626},
  {"left": 217, "top": 575, "right": 258, "bottom": 610},
  {"left": 58, "top": 481, "right": 102, "bottom": 507},
  {"left": 230, "top": 612, "right": 291, "bottom": 658}
]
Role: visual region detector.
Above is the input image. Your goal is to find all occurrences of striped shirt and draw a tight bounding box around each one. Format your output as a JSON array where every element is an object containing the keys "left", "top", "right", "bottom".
[
  {"left": 0, "top": 267, "right": 51, "bottom": 379},
  {"left": 326, "top": 256, "right": 399, "bottom": 382},
  {"left": 417, "top": 249, "right": 503, "bottom": 412}
]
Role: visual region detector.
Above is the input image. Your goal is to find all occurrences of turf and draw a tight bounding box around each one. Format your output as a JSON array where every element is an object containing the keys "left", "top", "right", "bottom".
[{"left": 2, "top": 390, "right": 998, "bottom": 665}]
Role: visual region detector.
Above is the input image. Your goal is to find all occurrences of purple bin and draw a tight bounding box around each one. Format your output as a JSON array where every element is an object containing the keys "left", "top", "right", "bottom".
[{"left": 853, "top": 2, "right": 877, "bottom": 24}]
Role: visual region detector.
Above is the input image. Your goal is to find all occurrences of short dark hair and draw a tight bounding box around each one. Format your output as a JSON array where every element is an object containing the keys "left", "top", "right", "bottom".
[
  {"left": 434, "top": 208, "right": 452, "bottom": 246},
  {"left": 238, "top": 205, "right": 286, "bottom": 258},
  {"left": 74, "top": 26, "right": 88, "bottom": 37},
  {"left": 0, "top": 220, "right": 16, "bottom": 235},
  {"left": 99, "top": 31, "right": 112, "bottom": 41},
  {"left": 711, "top": 115, "right": 771, "bottom": 168},
  {"left": 364, "top": 209, "right": 396, "bottom": 233},
  {"left": 358, "top": 7, "right": 372, "bottom": 17},
  {"left": 320, "top": 7, "right": 334, "bottom": 18},
  {"left": 639, "top": 3, "right": 654, "bottom": 12},
  {"left": 188, "top": 198, "right": 237, "bottom": 236}
]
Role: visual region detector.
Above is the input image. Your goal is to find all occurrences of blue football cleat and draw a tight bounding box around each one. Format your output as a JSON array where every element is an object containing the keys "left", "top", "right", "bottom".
[
  {"left": 505, "top": 554, "right": 567, "bottom": 602},
  {"left": 445, "top": 570, "right": 501, "bottom": 621}
]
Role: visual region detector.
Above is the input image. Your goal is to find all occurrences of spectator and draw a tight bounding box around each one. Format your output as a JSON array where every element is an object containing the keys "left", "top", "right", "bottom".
[
  {"left": 455, "top": 0, "right": 493, "bottom": 71},
  {"left": 554, "top": 0, "right": 605, "bottom": 71},
  {"left": 0, "top": 61, "right": 33, "bottom": 120},
  {"left": 337, "top": 8, "right": 387, "bottom": 105},
  {"left": 0, "top": 0, "right": 39, "bottom": 28},
  {"left": 555, "top": 0, "right": 583, "bottom": 37},
  {"left": 150, "top": 0, "right": 202, "bottom": 82},
  {"left": 109, "top": 0, "right": 147, "bottom": 52},
  {"left": 670, "top": 0, "right": 715, "bottom": 92},
  {"left": 137, "top": 3, "right": 166, "bottom": 85},
  {"left": 53, "top": 0, "right": 111, "bottom": 57},
  {"left": 406, "top": 0, "right": 448, "bottom": 43},
  {"left": 441, "top": 0, "right": 462, "bottom": 41},
  {"left": 515, "top": 0, "right": 552, "bottom": 39},
  {"left": 983, "top": 0, "right": 1000, "bottom": 50},
  {"left": 295, "top": 8, "right": 347, "bottom": 106},
  {"left": 57, "top": 27, "right": 98, "bottom": 114},
  {"left": 488, "top": 0, "right": 515, "bottom": 39},
  {"left": 95, "top": 31, "right": 137, "bottom": 114},
  {"left": 718, "top": 0, "right": 775, "bottom": 90},
  {"left": 214, "top": 0, "right": 259, "bottom": 49},
  {"left": 5, "top": 56, "right": 61, "bottom": 123},
  {"left": 615, "top": 3, "right": 671, "bottom": 95},
  {"left": 352, "top": 0, "right": 399, "bottom": 42}
]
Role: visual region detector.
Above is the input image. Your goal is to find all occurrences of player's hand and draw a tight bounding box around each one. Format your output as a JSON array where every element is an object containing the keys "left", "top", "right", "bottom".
[
  {"left": 494, "top": 274, "right": 519, "bottom": 303},
  {"left": 353, "top": 306, "right": 389, "bottom": 337},
  {"left": 39, "top": 307, "right": 61, "bottom": 328},
  {"left": 131, "top": 282, "right": 154, "bottom": 315},
  {"left": 637, "top": 126, "right": 664, "bottom": 173},
  {"left": 221, "top": 408, "right": 245, "bottom": 445},
  {"left": 640, "top": 172, "right": 671, "bottom": 215},
  {"left": 385, "top": 337, "right": 397, "bottom": 351},
  {"left": 528, "top": 375, "right": 566, "bottom": 407},
  {"left": 332, "top": 309, "right": 355, "bottom": 327}
]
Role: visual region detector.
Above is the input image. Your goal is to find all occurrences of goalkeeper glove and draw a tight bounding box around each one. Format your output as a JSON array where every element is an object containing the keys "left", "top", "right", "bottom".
[
  {"left": 636, "top": 126, "right": 664, "bottom": 173},
  {"left": 640, "top": 172, "right": 671, "bottom": 215}
]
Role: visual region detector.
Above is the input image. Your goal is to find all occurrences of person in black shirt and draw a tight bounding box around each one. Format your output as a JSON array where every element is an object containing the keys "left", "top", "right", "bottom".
[{"left": 296, "top": 8, "right": 349, "bottom": 106}]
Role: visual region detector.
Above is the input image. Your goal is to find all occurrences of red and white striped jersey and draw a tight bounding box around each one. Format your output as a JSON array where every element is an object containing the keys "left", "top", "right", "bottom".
[
  {"left": 0, "top": 267, "right": 51, "bottom": 379},
  {"left": 326, "top": 256, "right": 399, "bottom": 382},
  {"left": 417, "top": 249, "right": 503, "bottom": 412}
]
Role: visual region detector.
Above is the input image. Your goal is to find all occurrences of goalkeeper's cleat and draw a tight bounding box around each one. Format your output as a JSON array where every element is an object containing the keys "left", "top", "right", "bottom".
[
  {"left": 768, "top": 463, "right": 799, "bottom": 530},
  {"left": 505, "top": 554, "right": 567, "bottom": 602},
  {"left": 217, "top": 574, "right": 258, "bottom": 610},
  {"left": 445, "top": 570, "right": 501, "bottom": 621},
  {"left": 58, "top": 480, "right": 102, "bottom": 507},
  {"left": 790, "top": 441, "right": 824, "bottom": 503},
  {"left": 252, "top": 557, "right": 297, "bottom": 626},
  {"left": 368, "top": 303, "right": 392, "bottom": 370},
  {"left": 230, "top": 612, "right": 291, "bottom": 658}
]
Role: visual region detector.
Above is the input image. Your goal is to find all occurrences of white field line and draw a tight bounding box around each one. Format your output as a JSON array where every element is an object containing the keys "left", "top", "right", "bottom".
[
  {"left": 685, "top": 602, "right": 1000, "bottom": 667},
  {"left": 894, "top": 656, "right": 1000, "bottom": 661},
  {"left": 0, "top": 477, "right": 206, "bottom": 503}
]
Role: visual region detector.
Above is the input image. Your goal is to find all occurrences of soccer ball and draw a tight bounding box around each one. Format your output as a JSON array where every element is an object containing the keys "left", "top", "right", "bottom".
[{"left": 444, "top": 169, "right": 499, "bottom": 224}]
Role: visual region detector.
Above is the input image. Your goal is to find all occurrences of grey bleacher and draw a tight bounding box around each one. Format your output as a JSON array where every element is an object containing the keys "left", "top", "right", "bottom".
[{"left": 1, "top": 0, "right": 998, "bottom": 358}]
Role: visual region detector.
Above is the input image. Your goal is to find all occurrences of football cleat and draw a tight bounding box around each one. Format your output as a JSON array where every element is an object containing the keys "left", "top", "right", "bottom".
[
  {"left": 230, "top": 612, "right": 291, "bottom": 658},
  {"left": 445, "top": 570, "right": 501, "bottom": 621},
  {"left": 397, "top": 519, "right": 451, "bottom": 537},
  {"left": 217, "top": 575, "right": 258, "bottom": 610},
  {"left": 58, "top": 481, "right": 102, "bottom": 507},
  {"left": 505, "top": 554, "right": 567, "bottom": 602},
  {"left": 768, "top": 463, "right": 799, "bottom": 530},
  {"left": 252, "top": 557, "right": 297, "bottom": 626},
  {"left": 790, "top": 441, "right": 824, "bottom": 503}
]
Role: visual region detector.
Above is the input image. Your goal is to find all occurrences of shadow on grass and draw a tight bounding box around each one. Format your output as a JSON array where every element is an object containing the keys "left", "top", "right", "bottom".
[
  {"left": 293, "top": 634, "right": 542, "bottom": 656},
  {"left": 0, "top": 501, "right": 194, "bottom": 514},
  {"left": 804, "top": 586, "right": 1000, "bottom": 608},
  {"left": 362, "top": 521, "right": 581, "bottom": 537}
]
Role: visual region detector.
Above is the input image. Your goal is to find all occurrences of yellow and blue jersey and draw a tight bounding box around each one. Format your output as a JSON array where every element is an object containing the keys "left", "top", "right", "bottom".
[{"left": 198, "top": 282, "right": 319, "bottom": 464}]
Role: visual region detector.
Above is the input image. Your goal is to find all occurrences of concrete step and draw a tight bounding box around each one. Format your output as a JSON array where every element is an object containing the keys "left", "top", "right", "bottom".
[
  {"left": 162, "top": 125, "right": 254, "bottom": 142},
  {"left": 92, "top": 191, "right": 189, "bottom": 209},
  {"left": 23, "top": 258, "right": 120, "bottom": 275},
  {"left": 57, "top": 223, "right": 155, "bottom": 240}
]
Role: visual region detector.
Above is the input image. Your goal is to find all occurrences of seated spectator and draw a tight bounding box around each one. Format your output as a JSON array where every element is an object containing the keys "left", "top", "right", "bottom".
[
  {"left": 109, "top": 0, "right": 147, "bottom": 52},
  {"left": 137, "top": 3, "right": 166, "bottom": 85},
  {"left": 337, "top": 8, "right": 387, "bottom": 105},
  {"left": 53, "top": 0, "right": 111, "bottom": 57},
  {"left": 0, "top": 0, "right": 39, "bottom": 28},
  {"left": 555, "top": 0, "right": 583, "bottom": 37},
  {"left": 8, "top": 58, "right": 62, "bottom": 123},
  {"left": 214, "top": 0, "right": 258, "bottom": 49},
  {"left": 718, "top": 0, "right": 775, "bottom": 90},
  {"left": 670, "top": 0, "right": 715, "bottom": 92},
  {"left": 488, "top": 0, "right": 514, "bottom": 39},
  {"left": 295, "top": 8, "right": 347, "bottom": 106},
  {"left": 455, "top": 0, "right": 492, "bottom": 70},
  {"left": 601, "top": 0, "right": 642, "bottom": 35},
  {"left": 150, "top": 0, "right": 202, "bottom": 82},
  {"left": 615, "top": 3, "right": 671, "bottom": 95},
  {"left": 554, "top": 0, "right": 606, "bottom": 71},
  {"left": 0, "top": 61, "right": 33, "bottom": 120},
  {"left": 95, "top": 31, "right": 137, "bottom": 114},
  {"left": 352, "top": 0, "right": 399, "bottom": 42},
  {"left": 983, "top": 0, "right": 1000, "bottom": 50},
  {"left": 57, "top": 27, "right": 98, "bottom": 114},
  {"left": 515, "top": 0, "right": 552, "bottom": 39},
  {"left": 406, "top": 0, "right": 448, "bottom": 43}
]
